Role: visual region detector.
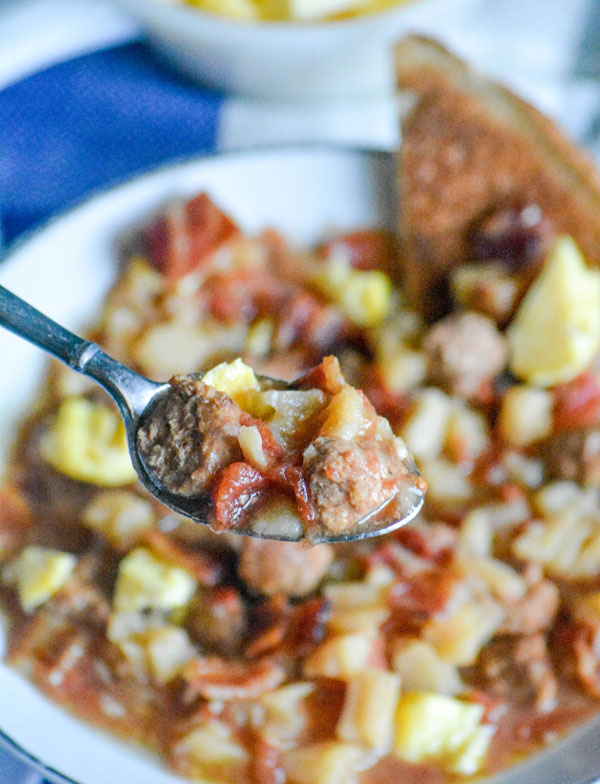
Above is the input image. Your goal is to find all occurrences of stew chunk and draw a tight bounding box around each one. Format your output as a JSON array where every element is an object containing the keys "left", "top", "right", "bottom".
[{"left": 138, "top": 376, "right": 243, "bottom": 497}]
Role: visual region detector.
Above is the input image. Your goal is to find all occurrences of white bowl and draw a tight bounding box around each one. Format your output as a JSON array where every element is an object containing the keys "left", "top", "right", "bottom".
[
  {"left": 108, "top": 0, "right": 477, "bottom": 100},
  {"left": 2, "top": 146, "right": 600, "bottom": 784}
]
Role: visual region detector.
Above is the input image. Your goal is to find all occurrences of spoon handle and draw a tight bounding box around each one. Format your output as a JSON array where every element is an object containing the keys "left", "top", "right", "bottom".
[{"left": 0, "top": 285, "right": 160, "bottom": 419}]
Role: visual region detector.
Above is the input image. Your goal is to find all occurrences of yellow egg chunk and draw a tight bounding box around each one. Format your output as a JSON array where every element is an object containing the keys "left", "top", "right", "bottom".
[
  {"left": 202, "top": 357, "right": 260, "bottom": 410},
  {"left": 394, "top": 692, "right": 493, "bottom": 775},
  {"left": 312, "top": 261, "right": 392, "bottom": 327},
  {"left": 113, "top": 547, "right": 196, "bottom": 613},
  {"left": 508, "top": 236, "right": 600, "bottom": 386},
  {"left": 42, "top": 397, "right": 137, "bottom": 486},
  {"left": 187, "top": 0, "right": 259, "bottom": 21},
  {"left": 11, "top": 546, "right": 76, "bottom": 612},
  {"left": 284, "top": 0, "right": 368, "bottom": 21}
]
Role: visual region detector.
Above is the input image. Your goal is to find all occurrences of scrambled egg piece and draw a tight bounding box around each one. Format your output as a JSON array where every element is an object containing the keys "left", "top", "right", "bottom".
[
  {"left": 187, "top": 0, "right": 259, "bottom": 19},
  {"left": 9, "top": 546, "right": 76, "bottom": 612},
  {"left": 508, "top": 236, "right": 600, "bottom": 386},
  {"left": 312, "top": 261, "right": 392, "bottom": 327},
  {"left": 42, "top": 397, "right": 137, "bottom": 486},
  {"left": 202, "top": 357, "right": 260, "bottom": 410},
  {"left": 394, "top": 692, "right": 494, "bottom": 775},
  {"left": 113, "top": 547, "right": 196, "bottom": 613}
]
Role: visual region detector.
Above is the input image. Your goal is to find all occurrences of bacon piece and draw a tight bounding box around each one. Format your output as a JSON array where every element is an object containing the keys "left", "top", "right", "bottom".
[
  {"left": 266, "top": 464, "right": 316, "bottom": 526},
  {"left": 240, "top": 413, "right": 286, "bottom": 461},
  {"left": 206, "top": 269, "right": 291, "bottom": 323},
  {"left": 295, "top": 355, "right": 346, "bottom": 395},
  {"left": 182, "top": 656, "right": 285, "bottom": 701},
  {"left": 144, "top": 530, "right": 224, "bottom": 585},
  {"left": 0, "top": 484, "right": 31, "bottom": 559},
  {"left": 553, "top": 372, "right": 600, "bottom": 431},
  {"left": 146, "top": 193, "right": 240, "bottom": 282},
  {"left": 245, "top": 596, "right": 292, "bottom": 659},
  {"left": 213, "top": 462, "right": 267, "bottom": 532},
  {"left": 249, "top": 733, "right": 286, "bottom": 784},
  {"left": 319, "top": 229, "right": 397, "bottom": 271}
]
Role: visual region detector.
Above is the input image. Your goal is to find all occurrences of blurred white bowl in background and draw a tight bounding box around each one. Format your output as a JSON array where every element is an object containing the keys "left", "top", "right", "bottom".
[{"left": 109, "top": 0, "right": 479, "bottom": 100}]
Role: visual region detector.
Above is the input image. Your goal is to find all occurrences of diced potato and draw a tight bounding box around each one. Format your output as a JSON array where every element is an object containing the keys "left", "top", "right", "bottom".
[
  {"left": 133, "top": 319, "right": 247, "bottom": 379},
  {"left": 82, "top": 491, "right": 155, "bottom": 550},
  {"left": 534, "top": 481, "right": 597, "bottom": 518},
  {"left": 379, "top": 348, "right": 426, "bottom": 394},
  {"left": 245, "top": 317, "right": 275, "bottom": 357},
  {"left": 513, "top": 512, "right": 600, "bottom": 578},
  {"left": 337, "top": 669, "right": 401, "bottom": 749},
  {"left": 458, "top": 509, "right": 494, "bottom": 557},
  {"left": 508, "top": 236, "right": 600, "bottom": 386},
  {"left": 323, "top": 578, "right": 391, "bottom": 633},
  {"left": 503, "top": 451, "right": 545, "bottom": 489},
  {"left": 445, "top": 724, "right": 496, "bottom": 776},
  {"left": 312, "top": 261, "right": 392, "bottom": 327},
  {"left": 498, "top": 385, "right": 553, "bottom": 447},
  {"left": 5, "top": 546, "right": 76, "bottom": 612},
  {"left": 255, "top": 389, "right": 327, "bottom": 447},
  {"left": 457, "top": 554, "right": 527, "bottom": 604},
  {"left": 303, "top": 631, "right": 377, "bottom": 678},
  {"left": 42, "top": 397, "right": 137, "bottom": 486},
  {"left": 238, "top": 425, "right": 268, "bottom": 470},
  {"left": 445, "top": 405, "right": 489, "bottom": 463},
  {"left": 423, "top": 597, "right": 504, "bottom": 666},
  {"left": 451, "top": 261, "right": 518, "bottom": 323},
  {"left": 284, "top": 741, "right": 366, "bottom": 784},
  {"left": 258, "top": 682, "right": 315, "bottom": 744},
  {"left": 145, "top": 626, "right": 196, "bottom": 683},
  {"left": 250, "top": 497, "right": 304, "bottom": 540},
  {"left": 391, "top": 639, "right": 463, "bottom": 695},
  {"left": 319, "top": 386, "right": 369, "bottom": 441},
  {"left": 173, "top": 719, "right": 248, "bottom": 783},
  {"left": 202, "top": 358, "right": 260, "bottom": 407},
  {"left": 401, "top": 388, "right": 454, "bottom": 460},
  {"left": 100, "top": 256, "right": 163, "bottom": 354},
  {"left": 394, "top": 692, "right": 493, "bottom": 775},
  {"left": 419, "top": 457, "right": 473, "bottom": 507},
  {"left": 113, "top": 547, "right": 196, "bottom": 613}
]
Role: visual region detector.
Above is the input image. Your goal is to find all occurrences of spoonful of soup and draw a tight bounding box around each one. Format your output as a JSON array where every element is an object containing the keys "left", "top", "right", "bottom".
[{"left": 0, "top": 285, "right": 425, "bottom": 543}]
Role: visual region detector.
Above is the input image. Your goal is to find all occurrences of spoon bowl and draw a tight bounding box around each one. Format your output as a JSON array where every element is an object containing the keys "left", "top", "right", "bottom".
[{"left": 0, "top": 284, "right": 425, "bottom": 543}]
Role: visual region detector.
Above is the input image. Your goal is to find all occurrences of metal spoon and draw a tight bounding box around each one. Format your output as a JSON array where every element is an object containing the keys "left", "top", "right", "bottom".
[{"left": 0, "top": 285, "right": 425, "bottom": 543}]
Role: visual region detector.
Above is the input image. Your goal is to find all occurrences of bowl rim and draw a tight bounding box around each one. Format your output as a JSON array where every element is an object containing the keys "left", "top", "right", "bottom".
[{"left": 110, "top": 0, "right": 465, "bottom": 36}]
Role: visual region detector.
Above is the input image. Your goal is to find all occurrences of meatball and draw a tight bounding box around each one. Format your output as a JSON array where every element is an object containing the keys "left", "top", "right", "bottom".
[
  {"left": 238, "top": 539, "right": 333, "bottom": 597},
  {"left": 544, "top": 428, "right": 600, "bottom": 487},
  {"left": 475, "top": 634, "right": 557, "bottom": 712},
  {"left": 187, "top": 587, "right": 247, "bottom": 656},
  {"left": 137, "top": 376, "right": 242, "bottom": 497},
  {"left": 423, "top": 311, "right": 508, "bottom": 399},
  {"left": 303, "top": 436, "right": 412, "bottom": 536}
]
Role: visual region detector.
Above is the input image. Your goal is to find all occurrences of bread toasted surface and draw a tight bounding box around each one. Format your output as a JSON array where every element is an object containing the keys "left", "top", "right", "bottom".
[{"left": 396, "top": 35, "right": 600, "bottom": 319}]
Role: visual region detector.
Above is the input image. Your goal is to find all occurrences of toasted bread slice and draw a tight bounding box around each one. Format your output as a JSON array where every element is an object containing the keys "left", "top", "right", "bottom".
[{"left": 396, "top": 35, "right": 600, "bottom": 319}]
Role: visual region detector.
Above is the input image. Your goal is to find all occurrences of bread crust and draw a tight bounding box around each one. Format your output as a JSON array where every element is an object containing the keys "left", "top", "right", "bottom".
[{"left": 396, "top": 35, "right": 600, "bottom": 319}]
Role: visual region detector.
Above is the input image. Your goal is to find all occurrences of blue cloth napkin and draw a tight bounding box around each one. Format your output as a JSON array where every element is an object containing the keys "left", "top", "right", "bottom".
[{"left": 0, "top": 42, "right": 223, "bottom": 247}]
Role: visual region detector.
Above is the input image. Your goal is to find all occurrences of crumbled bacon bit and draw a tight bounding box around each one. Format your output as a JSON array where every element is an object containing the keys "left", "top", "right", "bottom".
[
  {"left": 182, "top": 656, "right": 285, "bottom": 702},
  {"left": 144, "top": 529, "right": 224, "bottom": 585},
  {"left": 249, "top": 733, "right": 287, "bottom": 784},
  {"left": 553, "top": 372, "right": 600, "bottom": 431},
  {"left": 319, "top": 229, "right": 397, "bottom": 272},
  {"left": 295, "top": 355, "right": 346, "bottom": 395},
  {"left": 146, "top": 193, "right": 240, "bottom": 282},
  {"left": 213, "top": 462, "right": 267, "bottom": 532}
]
